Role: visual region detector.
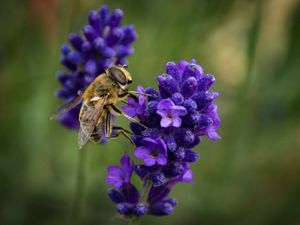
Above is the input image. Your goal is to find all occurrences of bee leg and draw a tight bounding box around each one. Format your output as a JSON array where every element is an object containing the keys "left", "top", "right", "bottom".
[
  {"left": 118, "top": 92, "right": 130, "bottom": 98},
  {"left": 104, "top": 109, "right": 113, "bottom": 138},
  {"left": 109, "top": 104, "right": 149, "bottom": 129},
  {"left": 110, "top": 126, "right": 134, "bottom": 144},
  {"left": 118, "top": 91, "right": 148, "bottom": 102},
  {"left": 127, "top": 91, "right": 155, "bottom": 97},
  {"left": 128, "top": 93, "right": 139, "bottom": 101},
  {"left": 90, "top": 132, "right": 100, "bottom": 143},
  {"left": 118, "top": 92, "right": 139, "bottom": 102},
  {"left": 112, "top": 126, "right": 133, "bottom": 135}
]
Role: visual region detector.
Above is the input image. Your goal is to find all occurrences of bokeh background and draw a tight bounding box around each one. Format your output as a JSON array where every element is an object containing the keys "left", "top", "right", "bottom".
[{"left": 1, "top": 0, "right": 300, "bottom": 225}]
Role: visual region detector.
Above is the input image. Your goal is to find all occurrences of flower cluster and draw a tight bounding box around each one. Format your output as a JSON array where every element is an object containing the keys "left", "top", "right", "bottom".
[
  {"left": 56, "top": 5, "right": 137, "bottom": 129},
  {"left": 106, "top": 60, "right": 220, "bottom": 218}
]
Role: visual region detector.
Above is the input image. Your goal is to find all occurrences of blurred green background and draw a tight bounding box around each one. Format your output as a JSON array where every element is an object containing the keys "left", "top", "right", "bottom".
[{"left": 1, "top": 0, "right": 300, "bottom": 225}]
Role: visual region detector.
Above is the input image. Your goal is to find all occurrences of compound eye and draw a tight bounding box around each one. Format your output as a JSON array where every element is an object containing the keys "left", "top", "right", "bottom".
[{"left": 110, "top": 67, "right": 126, "bottom": 85}]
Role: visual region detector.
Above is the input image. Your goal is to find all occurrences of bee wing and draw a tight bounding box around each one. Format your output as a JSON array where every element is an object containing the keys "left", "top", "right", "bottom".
[
  {"left": 78, "top": 97, "right": 107, "bottom": 149},
  {"left": 104, "top": 108, "right": 112, "bottom": 138},
  {"left": 50, "top": 94, "right": 83, "bottom": 120}
]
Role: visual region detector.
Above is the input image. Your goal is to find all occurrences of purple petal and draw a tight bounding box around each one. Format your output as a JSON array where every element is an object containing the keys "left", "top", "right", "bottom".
[
  {"left": 139, "top": 97, "right": 147, "bottom": 107},
  {"left": 120, "top": 153, "right": 133, "bottom": 181},
  {"left": 156, "top": 138, "right": 167, "bottom": 154},
  {"left": 157, "top": 109, "right": 168, "bottom": 118},
  {"left": 156, "top": 155, "right": 167, "bottom": 165},
  {"left": 134, "top": 146, "right": 150, "bottom": 159},
  {"left": 107, "top": 166, "right": 121, "bottom": 175},
  {"left": 137, "top": 86, "right": 145, "bottom": 93},
  {"left": 106, "top": 178, "right": 123, "bottom": 189},
  {"left": 144, "top": 157, "right": 156, "bottom": 166},
  {"left": 171, "top": 105, "right": 187, "bottom": 116},
  {"left": 157, "top": 99, "right": 175, "bottom": 110},
  {"left": 206, "top": 103, "right": 221, "bottom": 140},
  {"left": 142, "top": 137, "right": 160, "bottom": 146},
  {"left": 120, "top": 153, "right": 130, "bottom": 166},
  {"left": 160, "top": 118, "right": 172, "bottom": 128},
  {"left": 106, "top": 166, "right": 123, "bottom": 188},
  {"left": 181, "top": 169, "right": 193, "bottom": 183},
  {"left": 137, "top": 85, "right": 147, "bottom": 105},
  {"left": 122, "top": 105, "right": 137, "bottom": 117},
  {"left": 207, "top": 129, "right": 221, "bottom": 140},
  {"left": 171, "top": 117, "right": 182, "bottom": 127},
  {"left": 128, "top": 97, "right": 138, "bottom": 105}
]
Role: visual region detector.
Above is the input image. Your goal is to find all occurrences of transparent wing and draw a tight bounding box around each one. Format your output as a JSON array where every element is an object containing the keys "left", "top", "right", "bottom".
[
  {"left": 78, "top": 97, "right": 107, "bottom": 149},
  {"left": 50, "top": 94, "right": 83, "bottom": 120},
  {"left": 103, "top": 109, "right": 112, "bottom": 138}
]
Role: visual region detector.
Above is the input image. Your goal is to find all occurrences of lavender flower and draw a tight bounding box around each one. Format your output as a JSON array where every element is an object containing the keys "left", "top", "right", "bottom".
[
  {"left": 157, "top": 99, "right": 187, "bottom": 127},
  {"left": 106, "top": 60, "right": 220, "bottom": 218},
  {"left": 121, "top": 86, "right": 147, "bottom": 118},
  {"left": 56, "top": 5, "right": 137, "bottom": 129},
  {"left": 134, "top": 138, "right": 168, "bottom": 166},
  {"left": 106, "top": 153, "right": 133, "bottom": 188},
  {"left": 107, "top": 153, "right": 144, "bottom": 216}
]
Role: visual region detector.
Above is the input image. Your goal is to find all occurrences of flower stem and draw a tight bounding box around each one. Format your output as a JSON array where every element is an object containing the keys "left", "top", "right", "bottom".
[
  {"left": 72, "top": 149, "right": 87, "bottom": 225},
  {"left": 141, "top": 180, "right": 152, "bottom": 203}
]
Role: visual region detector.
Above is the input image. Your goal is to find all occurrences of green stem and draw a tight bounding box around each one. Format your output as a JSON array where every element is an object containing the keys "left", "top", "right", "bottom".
[
  {"left": 71, "top": 149, "right": 87, "bottom": 225},
  {"left": 141, "top": 180, "right": 152, "bottom": 202}
]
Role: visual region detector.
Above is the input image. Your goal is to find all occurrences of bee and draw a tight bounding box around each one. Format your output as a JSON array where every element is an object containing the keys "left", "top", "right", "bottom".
[{"left": 52, "top": 65, "right": 145, "bottom": 149}]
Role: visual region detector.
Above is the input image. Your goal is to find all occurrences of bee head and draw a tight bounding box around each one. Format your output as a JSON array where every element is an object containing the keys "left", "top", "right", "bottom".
[{"left": 108, "top": 65, "right": 132, "bottom": 86}]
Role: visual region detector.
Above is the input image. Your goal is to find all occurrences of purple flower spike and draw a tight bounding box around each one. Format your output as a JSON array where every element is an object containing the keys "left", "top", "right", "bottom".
[
  {"left": 55, "top": 5, "right": 137, "bottom": 129},
  {"left": 106, "top": 59, "right": 220, "bottom": 218},
  {"left": 106, "top": 153, "right": 133, "bottom": 188},
  {"left": 134, "top": 138, "right": 167, "bottom": 166},
  {"left": 157, "top": 99, "right": 187, "bottom": 128}
]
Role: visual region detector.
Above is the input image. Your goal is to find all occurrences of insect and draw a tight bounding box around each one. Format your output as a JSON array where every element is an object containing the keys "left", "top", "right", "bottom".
[{"left": 51, "top": 65, "right": 145, "bottom": 149}]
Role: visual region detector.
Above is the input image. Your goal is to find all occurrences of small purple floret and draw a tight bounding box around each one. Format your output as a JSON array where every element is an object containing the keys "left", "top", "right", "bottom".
[
  {"left": 134, "top": 138, "right": 167, "bottom": 166},
  {"left": 106, "top": 153, "right": 133, "bottom": 188},
  {"left": 157, "top": 99, "right": 187, "bottom": 128},
  {"left": 122, "top": 86, "right": 147, "bottom": 118}
]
